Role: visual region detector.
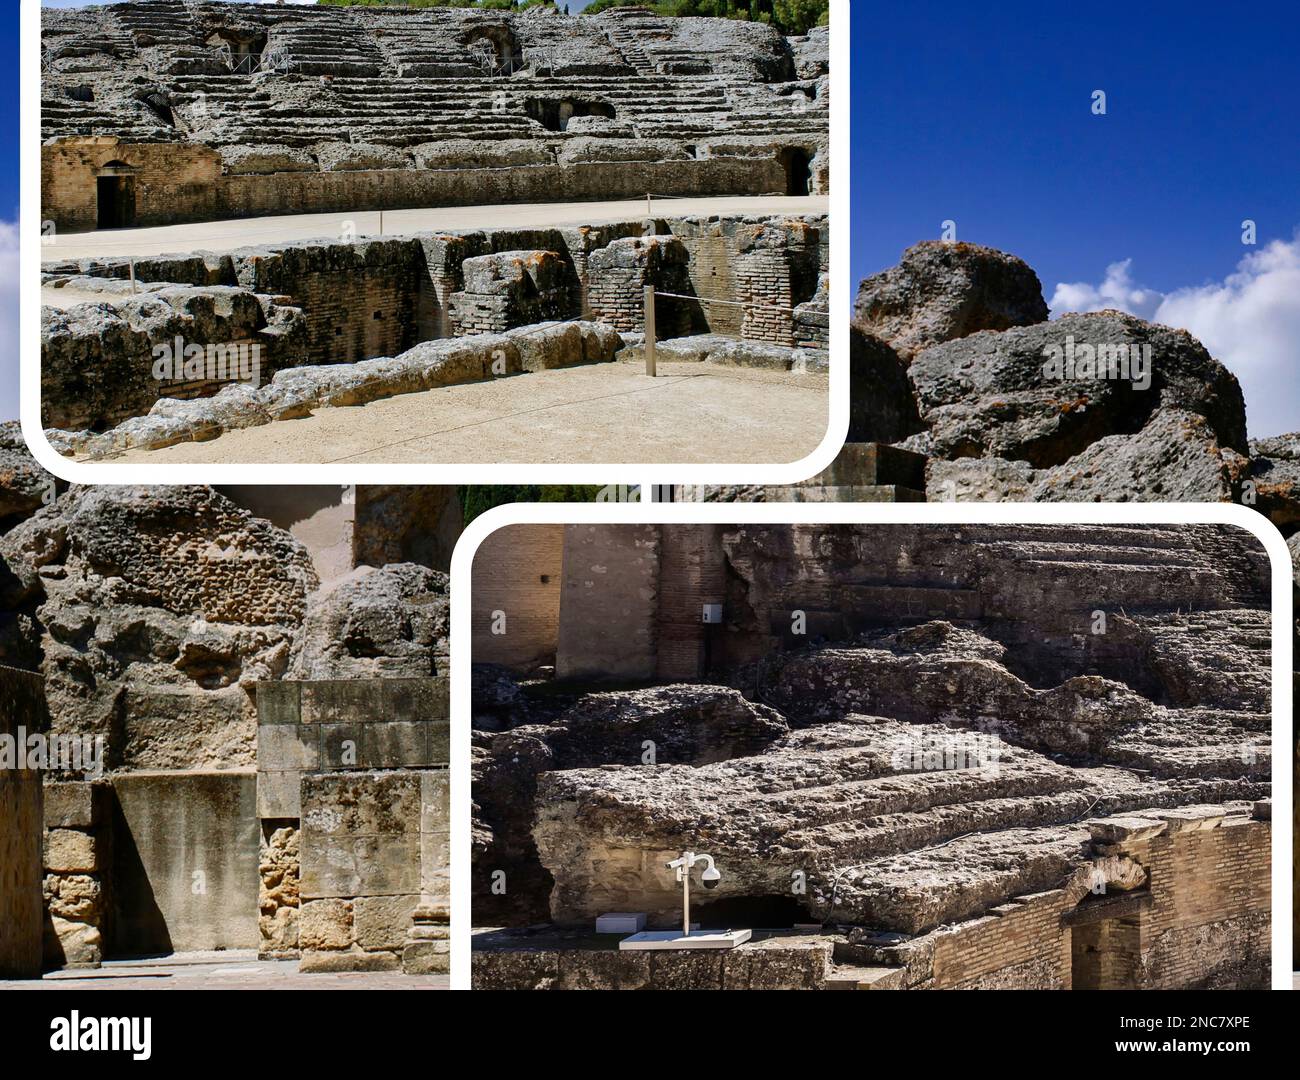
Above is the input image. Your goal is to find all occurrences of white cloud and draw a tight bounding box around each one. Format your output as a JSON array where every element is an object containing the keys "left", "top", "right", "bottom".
[
  {"left": 1049, "top": 236, "right": 1300, "bottom": 439},
  {"left": 1049, "top": 258, "right": 1164, "bottom": 322},
  {"left": 0, "top": 220, "right": 16, "bottom": 423}
]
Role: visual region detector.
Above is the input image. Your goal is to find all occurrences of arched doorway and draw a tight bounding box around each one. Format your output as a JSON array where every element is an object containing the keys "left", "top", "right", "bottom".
[
  {"left": 1063, "top": 888, "right": 1150, "bottom": 989},
  {"left": 96, "top": 161, "right": 137, "bottom": 230}
]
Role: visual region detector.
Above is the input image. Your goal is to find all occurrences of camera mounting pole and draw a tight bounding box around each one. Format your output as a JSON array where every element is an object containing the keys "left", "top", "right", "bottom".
[{"left": 665, "top": 851, "right": 719, "bottom": 937}]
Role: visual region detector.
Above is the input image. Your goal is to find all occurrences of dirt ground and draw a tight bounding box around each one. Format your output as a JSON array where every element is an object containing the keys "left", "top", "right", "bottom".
[
  {"left": 96, "top": 359, "right": 829, "bottom": 466},
  {"left": 41, "top": 195, "right": 829, "bottom": 262}
]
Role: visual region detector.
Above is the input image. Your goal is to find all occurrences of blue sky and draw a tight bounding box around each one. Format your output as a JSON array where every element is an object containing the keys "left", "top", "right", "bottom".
[{"left": 851, "top": 0, "right": 1300, "bottom": 437}]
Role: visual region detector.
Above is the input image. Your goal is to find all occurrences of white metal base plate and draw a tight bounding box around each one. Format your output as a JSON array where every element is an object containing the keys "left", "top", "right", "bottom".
[{"left": 618, "top": 929, "right": 752, "bottom": 951}]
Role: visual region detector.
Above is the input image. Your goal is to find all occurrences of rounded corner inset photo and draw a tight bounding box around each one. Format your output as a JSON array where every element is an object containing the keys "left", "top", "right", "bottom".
[
  {"left": 30, "top": 0, "right": 839, "bottom": 474},
  {"left": 462, "top": 509, "right": 1286, "bottom": 991}
]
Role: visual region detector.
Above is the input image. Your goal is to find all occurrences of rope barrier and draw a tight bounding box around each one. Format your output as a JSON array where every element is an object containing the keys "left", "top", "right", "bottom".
[{"left": 652, "top": 289, "right": 804, "bottom": 315}]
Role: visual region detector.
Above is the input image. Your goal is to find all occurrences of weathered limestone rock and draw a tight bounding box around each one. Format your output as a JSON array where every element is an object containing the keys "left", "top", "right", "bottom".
[
  {"left": 759, "top": 625, "right": 1265, "bottom": 776},
  {"left": 929, "top": 410, "right": 1251, "bottom": 503},
  {"left": 903, "top": 311, "right": 1248, "bottom": 469},
  {"left": 0, "top": 485, "right": 317, "bottom": 769},
  {"left": 534, "top": 718, "right": 1261, "bottom": 933},
  {"left": 258, "top": 825, "right": 300, "bottom": 958},
  {"left": 853, "top": 241, "right": 1049, "bottom": 361},
  {"left": 473, "top": 684, "right": 788, "bottom": 925},
  {"left": 288, "top": 563, "right": 449, "bottom": 680},
  {"left": 1248, "top": 432, "right": 1300, "bottom": 535},
  {"left": 0, "top": 422, "right": 54, "bottom": 533}
]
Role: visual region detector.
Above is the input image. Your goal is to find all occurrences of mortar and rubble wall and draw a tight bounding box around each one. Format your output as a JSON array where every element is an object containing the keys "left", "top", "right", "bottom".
[{"left": 41, "top": 214, "right": 828, "bottom": 436}]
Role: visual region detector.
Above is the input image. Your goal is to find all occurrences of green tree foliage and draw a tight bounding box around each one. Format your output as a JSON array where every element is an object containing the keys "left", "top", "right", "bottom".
[
  {"left": 584, "top": 0, "right": 828, "bottom": 35},
  {"left": 458, "top": 485, "right": 616, "bottom": 526},
  {"left": 319, "top": 0, "right": 829, "bottom": 35},
  {"left": 320, "top": 1, "right": 561, "bottom": 11}
]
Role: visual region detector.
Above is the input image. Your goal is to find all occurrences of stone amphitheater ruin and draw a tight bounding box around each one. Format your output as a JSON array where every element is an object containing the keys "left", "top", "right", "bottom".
[
  {"left": 470, "top": 522, "right": 1273, "bottom": 990},
  {"left": 42, "top": 2, "right": 828, "bottom": 228},
  {"left": 0, "top": 430, "right": 457, "bottom": 982},
  {"left": 39, "top": 3, "right": 830, "bottom": 463}
]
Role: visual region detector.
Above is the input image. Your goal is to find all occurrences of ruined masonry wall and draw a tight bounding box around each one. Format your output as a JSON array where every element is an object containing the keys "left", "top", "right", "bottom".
[
  {"left": 43, "top": 145, "right": 787, "bottom": 233},
  {"left": 0, "top": 667, "right": 45, "bottom": 978},
  {"left": 256, "top": 677, "right": 450, "bottom": 973},
  {"left": 555, "top": 524, "right": 662, "bottom": 683},
  {"left": 42, "top": 781, "right": 110, "bottom": 969},
  {"left": 471, "top": 525, "right": 565, "bottom": 674},
  {"left": 913, "top": 813, "right": 1270, "bottom": 990}
]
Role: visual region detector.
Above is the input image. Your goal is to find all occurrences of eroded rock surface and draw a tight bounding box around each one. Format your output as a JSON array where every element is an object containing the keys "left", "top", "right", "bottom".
[
  {"left": 852, "top": 241, "right": 1049, "bottom": 362},
  {"left": 287, "top": 563, "right": 449, "bottom": 680},
  {"left": 0, "top": 485, "right": 318, "bottom": 769}
]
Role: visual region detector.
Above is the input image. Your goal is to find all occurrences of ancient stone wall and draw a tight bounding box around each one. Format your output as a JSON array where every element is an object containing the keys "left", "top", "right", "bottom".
[
  {"left": 555, "top": 524, "right": 661, "bottom": 683},
  {"left": 903, "top": 806, "right": 1271, "bottom": 990},
  {"left": 299, "top": 769, "right": 447, "bottom": 973},
  {"left": 41, "top": 138, "right": 222, "bottom": 233},
  {"left": 236, "top": 239, "right": 426, "bottom": 367},
  {"left": 42, "top": 213, "right": 827, "bottom": 438},
  {"left": 43, "top": 144, "right": 790, "bottom": 232},
  {"left": 256, "top": 676, "right": 450, "bottom": 973},
  {"left": 108, "top": 770, "right": 261, "bottom": 955},
  {"left": 255, "top": 678, "right": 450, "bottom": 820},
  {"left": 475, "top": 806, "right": 1270, "bottom": 989},
  {"left": 41, "top": 285, "right": 305, "bottom": 431},
  {"left": 471, "top": 524, "right": 565, "bottom": 674},
  {"left": 449, "top": 251, "right": 569, "bottom": 336},
  {"left": 42, "top": 780, "right": 111, "bottom": 969},
  {"left": 0, "top": 666, "right": 46, "bottom": 978}
]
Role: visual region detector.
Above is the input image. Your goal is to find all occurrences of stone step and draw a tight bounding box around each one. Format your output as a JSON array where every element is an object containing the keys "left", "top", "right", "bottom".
[{"left": 823, "top": 963, "right": 906, "bottom": 990}]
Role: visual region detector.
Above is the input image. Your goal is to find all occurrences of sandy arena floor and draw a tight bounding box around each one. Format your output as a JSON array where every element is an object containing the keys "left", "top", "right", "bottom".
[
  {"left": 41, "top": 195, "right": 828, "bottom": 262},
  {"left": 93, "top": 360, "right": 829, "bottom": 465}
]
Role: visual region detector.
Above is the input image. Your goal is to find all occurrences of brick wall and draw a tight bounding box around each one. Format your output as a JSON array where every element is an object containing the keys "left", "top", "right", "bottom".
[
  {"left": 655, "top": 524, "right": 726, "bottom": 681},
  {"left": 556, "top": 524, "right": 661, "bottom": 682},
  {"left": 471, "top": 524, "right": 565, "bottom": 673},
  {"left": 907, "top": 806, "right": 1271, "bottom": 990}
]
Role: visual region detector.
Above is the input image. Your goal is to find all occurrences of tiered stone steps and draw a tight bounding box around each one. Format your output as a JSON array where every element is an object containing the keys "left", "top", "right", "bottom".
[{"left": 40, "top": 3, "right": 828, "bottom": 151}]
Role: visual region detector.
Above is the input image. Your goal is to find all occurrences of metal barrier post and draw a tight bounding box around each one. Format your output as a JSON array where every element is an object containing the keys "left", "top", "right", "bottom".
[
  {"left": 644, "top": 285, "right": 656, "bottom": 377},
  {"left": 128, "top": 258, "right": 137, "bottom": 295}
]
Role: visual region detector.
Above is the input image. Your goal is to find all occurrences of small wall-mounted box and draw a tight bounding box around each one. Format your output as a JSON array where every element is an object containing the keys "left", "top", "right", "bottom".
[{"left": 701, "top": 603, "right": 723, "bottom": 624}]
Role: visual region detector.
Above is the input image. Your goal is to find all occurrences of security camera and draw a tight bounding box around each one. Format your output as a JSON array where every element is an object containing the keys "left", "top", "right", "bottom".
[{"left": 701, "top": 865, "right": 721, "bottom": 889}]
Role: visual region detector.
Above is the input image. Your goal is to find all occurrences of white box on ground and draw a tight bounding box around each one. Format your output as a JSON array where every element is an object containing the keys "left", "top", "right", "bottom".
[
  {"left": 619, "top": 929, "right": 752, "bottom": 951},
  {"left": 596, "top": 912, "right": 647, "bottom": 934}
]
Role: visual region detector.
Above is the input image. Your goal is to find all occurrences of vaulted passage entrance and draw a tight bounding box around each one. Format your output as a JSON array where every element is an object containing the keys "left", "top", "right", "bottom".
[
  {"left": 95, "top": 163, "right": 136, "bottom": 229},
  {"left": 1064, "top": 891, "right": 1150, "bottom": 989},
  {"left": 781, "top": 147, "right": 812, "bottom": 196}
]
